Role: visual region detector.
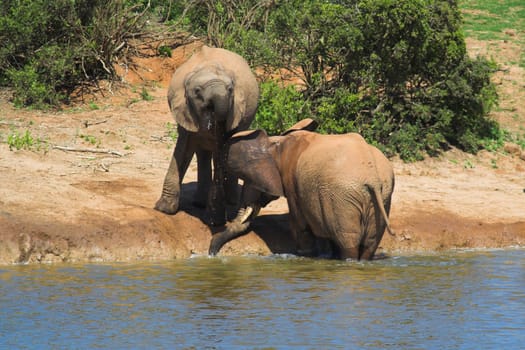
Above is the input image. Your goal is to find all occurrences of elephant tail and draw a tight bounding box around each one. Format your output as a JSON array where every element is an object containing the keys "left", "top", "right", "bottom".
[{"left": 367, "top": 184, "right": 395, "bottom": 237}]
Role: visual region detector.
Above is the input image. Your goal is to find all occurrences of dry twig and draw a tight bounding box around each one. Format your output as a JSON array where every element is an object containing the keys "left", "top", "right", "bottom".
[{"left": 52, "top": 145, "right": 124, "bottom": 157}]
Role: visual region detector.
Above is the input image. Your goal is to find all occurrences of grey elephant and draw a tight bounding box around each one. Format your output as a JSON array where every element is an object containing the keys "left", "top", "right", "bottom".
[
  {"left": 209, "top": 119, "right": 395, "bottom": 260},
  {"left": 155, "top": 45, "right": 259, "bottom": 225}
]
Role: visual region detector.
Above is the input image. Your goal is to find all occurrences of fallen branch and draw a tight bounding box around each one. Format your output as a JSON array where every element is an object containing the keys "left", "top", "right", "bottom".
[
  {"left": 52, "top": 145, "right": 124, "bottom": 157},
  {"left": 83, "top": 119, "right": 109, "bottom": 128},
  {"left": 0, "top": 120, "right": 21, "bottom": 126}
]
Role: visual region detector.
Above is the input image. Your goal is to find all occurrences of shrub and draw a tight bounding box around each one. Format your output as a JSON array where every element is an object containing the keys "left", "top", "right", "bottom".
[
  {"left": 254, "top": 81, "right": 312, "bottom": 135},
  {"left": 0, "top": 0, "right": 150, "bottom": 108},
  {"left": 158, "top": 45, "right": 172, "bottom": 57},
  {"left": 181, "top": 0, "right": 500, "bottom": 160},
  {"left": 7, "top": 129, "right": 45, "bottom": 151}
]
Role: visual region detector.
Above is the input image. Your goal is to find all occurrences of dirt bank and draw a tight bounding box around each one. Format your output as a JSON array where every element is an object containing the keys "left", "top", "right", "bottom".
[{"left": 1, "top": 42, "right": 524, "bottom": 265}]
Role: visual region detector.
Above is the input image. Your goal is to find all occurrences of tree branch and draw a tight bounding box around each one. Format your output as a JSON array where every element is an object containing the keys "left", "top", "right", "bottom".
[{"left": 52, "top": 145, "right": 124, "bottom": 157}]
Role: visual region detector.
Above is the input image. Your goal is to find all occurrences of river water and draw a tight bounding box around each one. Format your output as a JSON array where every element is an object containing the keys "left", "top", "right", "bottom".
[{"left": 1, "top": 249, "right": 524, "bottom": 349}]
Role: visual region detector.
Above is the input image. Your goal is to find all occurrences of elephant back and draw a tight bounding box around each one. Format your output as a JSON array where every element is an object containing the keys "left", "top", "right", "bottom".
[
  {"left": 168, "top": 45, "right": 259, "bottom": 133},
  {"left": 294, "top": 133, "right": 385, "bottom": 195}
]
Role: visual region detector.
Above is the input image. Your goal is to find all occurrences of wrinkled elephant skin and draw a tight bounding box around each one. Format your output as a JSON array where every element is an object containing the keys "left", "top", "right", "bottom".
[
  {"left": 209, "top": 119, "right": 395, "bottom": 260},
  {"left": 155, "top": 45, "right": 259, "bottom": 226}
]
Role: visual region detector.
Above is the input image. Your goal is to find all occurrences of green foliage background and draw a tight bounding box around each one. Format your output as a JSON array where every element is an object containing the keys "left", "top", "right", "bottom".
[
  {"left": 0, "top": 0, "right": 149, "bottom": 108},
  {"left": 0, "top": 0, "right": 504, "bottom": 160},
  {"left": 180, "top": 0, "right": 499, "bottom": 160}
]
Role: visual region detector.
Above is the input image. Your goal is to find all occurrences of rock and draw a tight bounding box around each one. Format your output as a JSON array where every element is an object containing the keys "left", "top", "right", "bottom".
[{"left": 504, "top": 142, "right": 521, "bottom": 155}]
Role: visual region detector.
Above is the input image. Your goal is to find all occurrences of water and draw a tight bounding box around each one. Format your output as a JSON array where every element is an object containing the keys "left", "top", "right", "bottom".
[{"left": 1, "top": 249, "right": 524, "bottom": 349}]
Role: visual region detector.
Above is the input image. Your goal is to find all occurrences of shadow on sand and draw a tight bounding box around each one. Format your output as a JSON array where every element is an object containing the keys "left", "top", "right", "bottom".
[{"left": 178, "top": 181, "right": 296, "bottom": 255}]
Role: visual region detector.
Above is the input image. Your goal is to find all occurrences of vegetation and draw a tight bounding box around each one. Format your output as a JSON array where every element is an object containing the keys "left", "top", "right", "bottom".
[
  {"left": 0, "top": 0, "right": 150, "bottom": 108},
  {"left": 253, "top": 81, "right": 312, "bottom": 136},
  {"left": 461, "top": 0, "right": 525, "bottom": 41},
  {"left": 7, "top": 129, "right": 45, "bottom": 151},
  {"left": 461, "top": 0, "right": 525, "bottom": 68},
  {"left": 182, "top": 0, "right": 500, "bottom": 160},
  {"left": 165, "top": 122, "right": 178, "bottom": 144},
  {"left": 0, "top": 0, "right": 518, "bottom": 160}
]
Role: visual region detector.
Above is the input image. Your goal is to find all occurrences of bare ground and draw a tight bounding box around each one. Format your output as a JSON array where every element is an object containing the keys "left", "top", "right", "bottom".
[{"left": 0, "top": 40, "right": 524, "bottom": 265}]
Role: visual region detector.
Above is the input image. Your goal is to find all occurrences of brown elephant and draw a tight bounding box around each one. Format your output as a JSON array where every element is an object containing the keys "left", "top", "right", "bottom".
[
  {"left": 209, "top": 119, "right": 395, "bottom": 260},
  {"left": 155, "top": 45, "right": 259, "bottom": 226}
]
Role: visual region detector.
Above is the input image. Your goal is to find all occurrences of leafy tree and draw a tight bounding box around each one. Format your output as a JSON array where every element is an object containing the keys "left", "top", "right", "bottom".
[
  {"left": 254, "top": 80, "right": 312, "bottom": 135},
  {"left": 1, "top": 0, "right": 500, "bottom": 160},
  {"left": 181, "top": 0, "right": 499, "bottom": 160}
]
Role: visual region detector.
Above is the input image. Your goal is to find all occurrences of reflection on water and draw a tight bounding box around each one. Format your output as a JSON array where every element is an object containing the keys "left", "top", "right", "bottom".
[{"left": 1, "top": 249, "right": 524, "bottom": 349}]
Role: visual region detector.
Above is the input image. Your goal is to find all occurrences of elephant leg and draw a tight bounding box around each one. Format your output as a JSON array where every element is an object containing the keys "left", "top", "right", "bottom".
[
  {"left": 155, "top": 129, "right": 195, "bottom": 214},
  {"left": 225, "top": 175, "right": 240, "bottom": 206},
  {"left": 295, "top": 229, "right": 318, "bottom": 257},
  {"left": 359, "top": 209, "right": 388, "bottom": 260},
  {"left": 329, "top": 229, "right": 362, "bottom": 260},
  {"left": 359, "top": 240, "right": 380, "bottom": 260},
  {"left": 194, "top": 149, "right": 212, "bottom": 208},
  {"left": 287, "top": 200, "right": 317, "bottom": 256},
  {"left": 315, "top": 238, "right": 338, "bottom": 259}
]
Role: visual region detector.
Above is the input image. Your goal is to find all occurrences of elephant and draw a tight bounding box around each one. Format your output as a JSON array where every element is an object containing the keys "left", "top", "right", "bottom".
[
  {"left": 155, "top": 45, "right": 259, "bottom": 226},
  {"left": 208, "top": 119, "right": 395, "bottom": 260}
]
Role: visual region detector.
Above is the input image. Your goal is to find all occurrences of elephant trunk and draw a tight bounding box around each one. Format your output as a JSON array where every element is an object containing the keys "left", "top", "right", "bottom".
[
  {"left": 209, "top": 87, "right": 231, "bottom": 123},
  {"left": 208, "top": 119, "right": 227, "bottom": 226},
  {"left": 197, "top": 82, "right": 232, "bottom": 132},
  {"left": 209, "top": 206, "right": 258, "bottom": 255}
]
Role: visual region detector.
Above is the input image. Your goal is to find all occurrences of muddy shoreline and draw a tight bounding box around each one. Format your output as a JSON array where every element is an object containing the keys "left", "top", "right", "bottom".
[{"left": 1, "top": 41, "right": 524, "bottom": 265}]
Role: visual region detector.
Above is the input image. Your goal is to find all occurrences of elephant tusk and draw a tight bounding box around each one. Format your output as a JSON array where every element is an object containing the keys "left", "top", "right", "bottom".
[{"left": 237, "top": 206, "right": 254, "bottom": 224}]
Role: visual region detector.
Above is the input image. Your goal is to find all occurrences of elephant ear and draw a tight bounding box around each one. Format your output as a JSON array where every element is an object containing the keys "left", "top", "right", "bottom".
[
  {"left": 227, "top": 130, "right": 284, "bottom": 197},
  {"left": 227, "top": 68, "right": 248, "bottom": 132},
  {"left": 167, "top": 70, "right": 199, "bottom": 132},
  {"left": 281, "top": 118, "right": 318, "bottom": 135},
  {"left": 228, "top": 87, "right": 245, "bottom": 132}
]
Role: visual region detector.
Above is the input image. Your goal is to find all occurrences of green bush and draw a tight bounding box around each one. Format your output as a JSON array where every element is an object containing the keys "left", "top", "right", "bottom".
[
  {"left": 0, "top": 0, "right": 150, "bottom": 108},
  {"left": 254, "top": 81, "right": 312, "bottom": 135},
  {"left": 7, "top": 129, "right": 45, "bottom": 151},
  {"left": 182, "top": 0, "right": 500, "bottom": 160},
  {"left": 2, "top": 0, "right": 502, "bottom": 161}
]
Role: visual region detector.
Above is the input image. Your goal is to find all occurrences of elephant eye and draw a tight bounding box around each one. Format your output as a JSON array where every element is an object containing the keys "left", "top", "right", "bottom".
[{"left": 193, "top": 87, "right": 201, "bottom": 97}]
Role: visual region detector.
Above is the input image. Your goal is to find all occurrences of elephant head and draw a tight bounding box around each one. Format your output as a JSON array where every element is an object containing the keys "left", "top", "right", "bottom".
[
  {"left": 167, "top": 47, "right": 258, "bottom": 135},
  {"left": 209, "top": 118, "right": 395, "bottom": 260},
  {"left": 155, "top": 46, "right": 259, "bottom": 226},
  {"left": 223, "top": 118, "right": 320, "bottom": 216},
  {"left": 178, "top": 64, "right": 234, "bottom": 132}
]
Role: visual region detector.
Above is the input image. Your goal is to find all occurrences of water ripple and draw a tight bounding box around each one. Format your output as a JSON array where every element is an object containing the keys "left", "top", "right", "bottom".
[{"left": 0, "top": 250, "right": 524, "bottom": 349}]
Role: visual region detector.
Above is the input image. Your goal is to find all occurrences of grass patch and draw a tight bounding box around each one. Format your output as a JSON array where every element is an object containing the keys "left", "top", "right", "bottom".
[
  {"left": 7, "top": 129, "right": 46, "bottom": 151},
  {"left": 461, "top": 0, "right": 525, "bottom": 39},
  {"left": 140, "top": 87, "right": 154, "bottom": 101},
  {"left": 461, "top": 0, "right": 525, "bottom": 67},
  {"left": 78, "top": 133, "right": 100, "bottom": 147},
  {"left": 166, "top": 122, "right": 177, "bottom": 143}
]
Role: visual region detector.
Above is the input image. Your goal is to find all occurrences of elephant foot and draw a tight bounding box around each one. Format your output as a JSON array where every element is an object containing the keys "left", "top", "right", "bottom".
[{"left": 154, "top": 196, "right": 179, "bottom": 215}]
